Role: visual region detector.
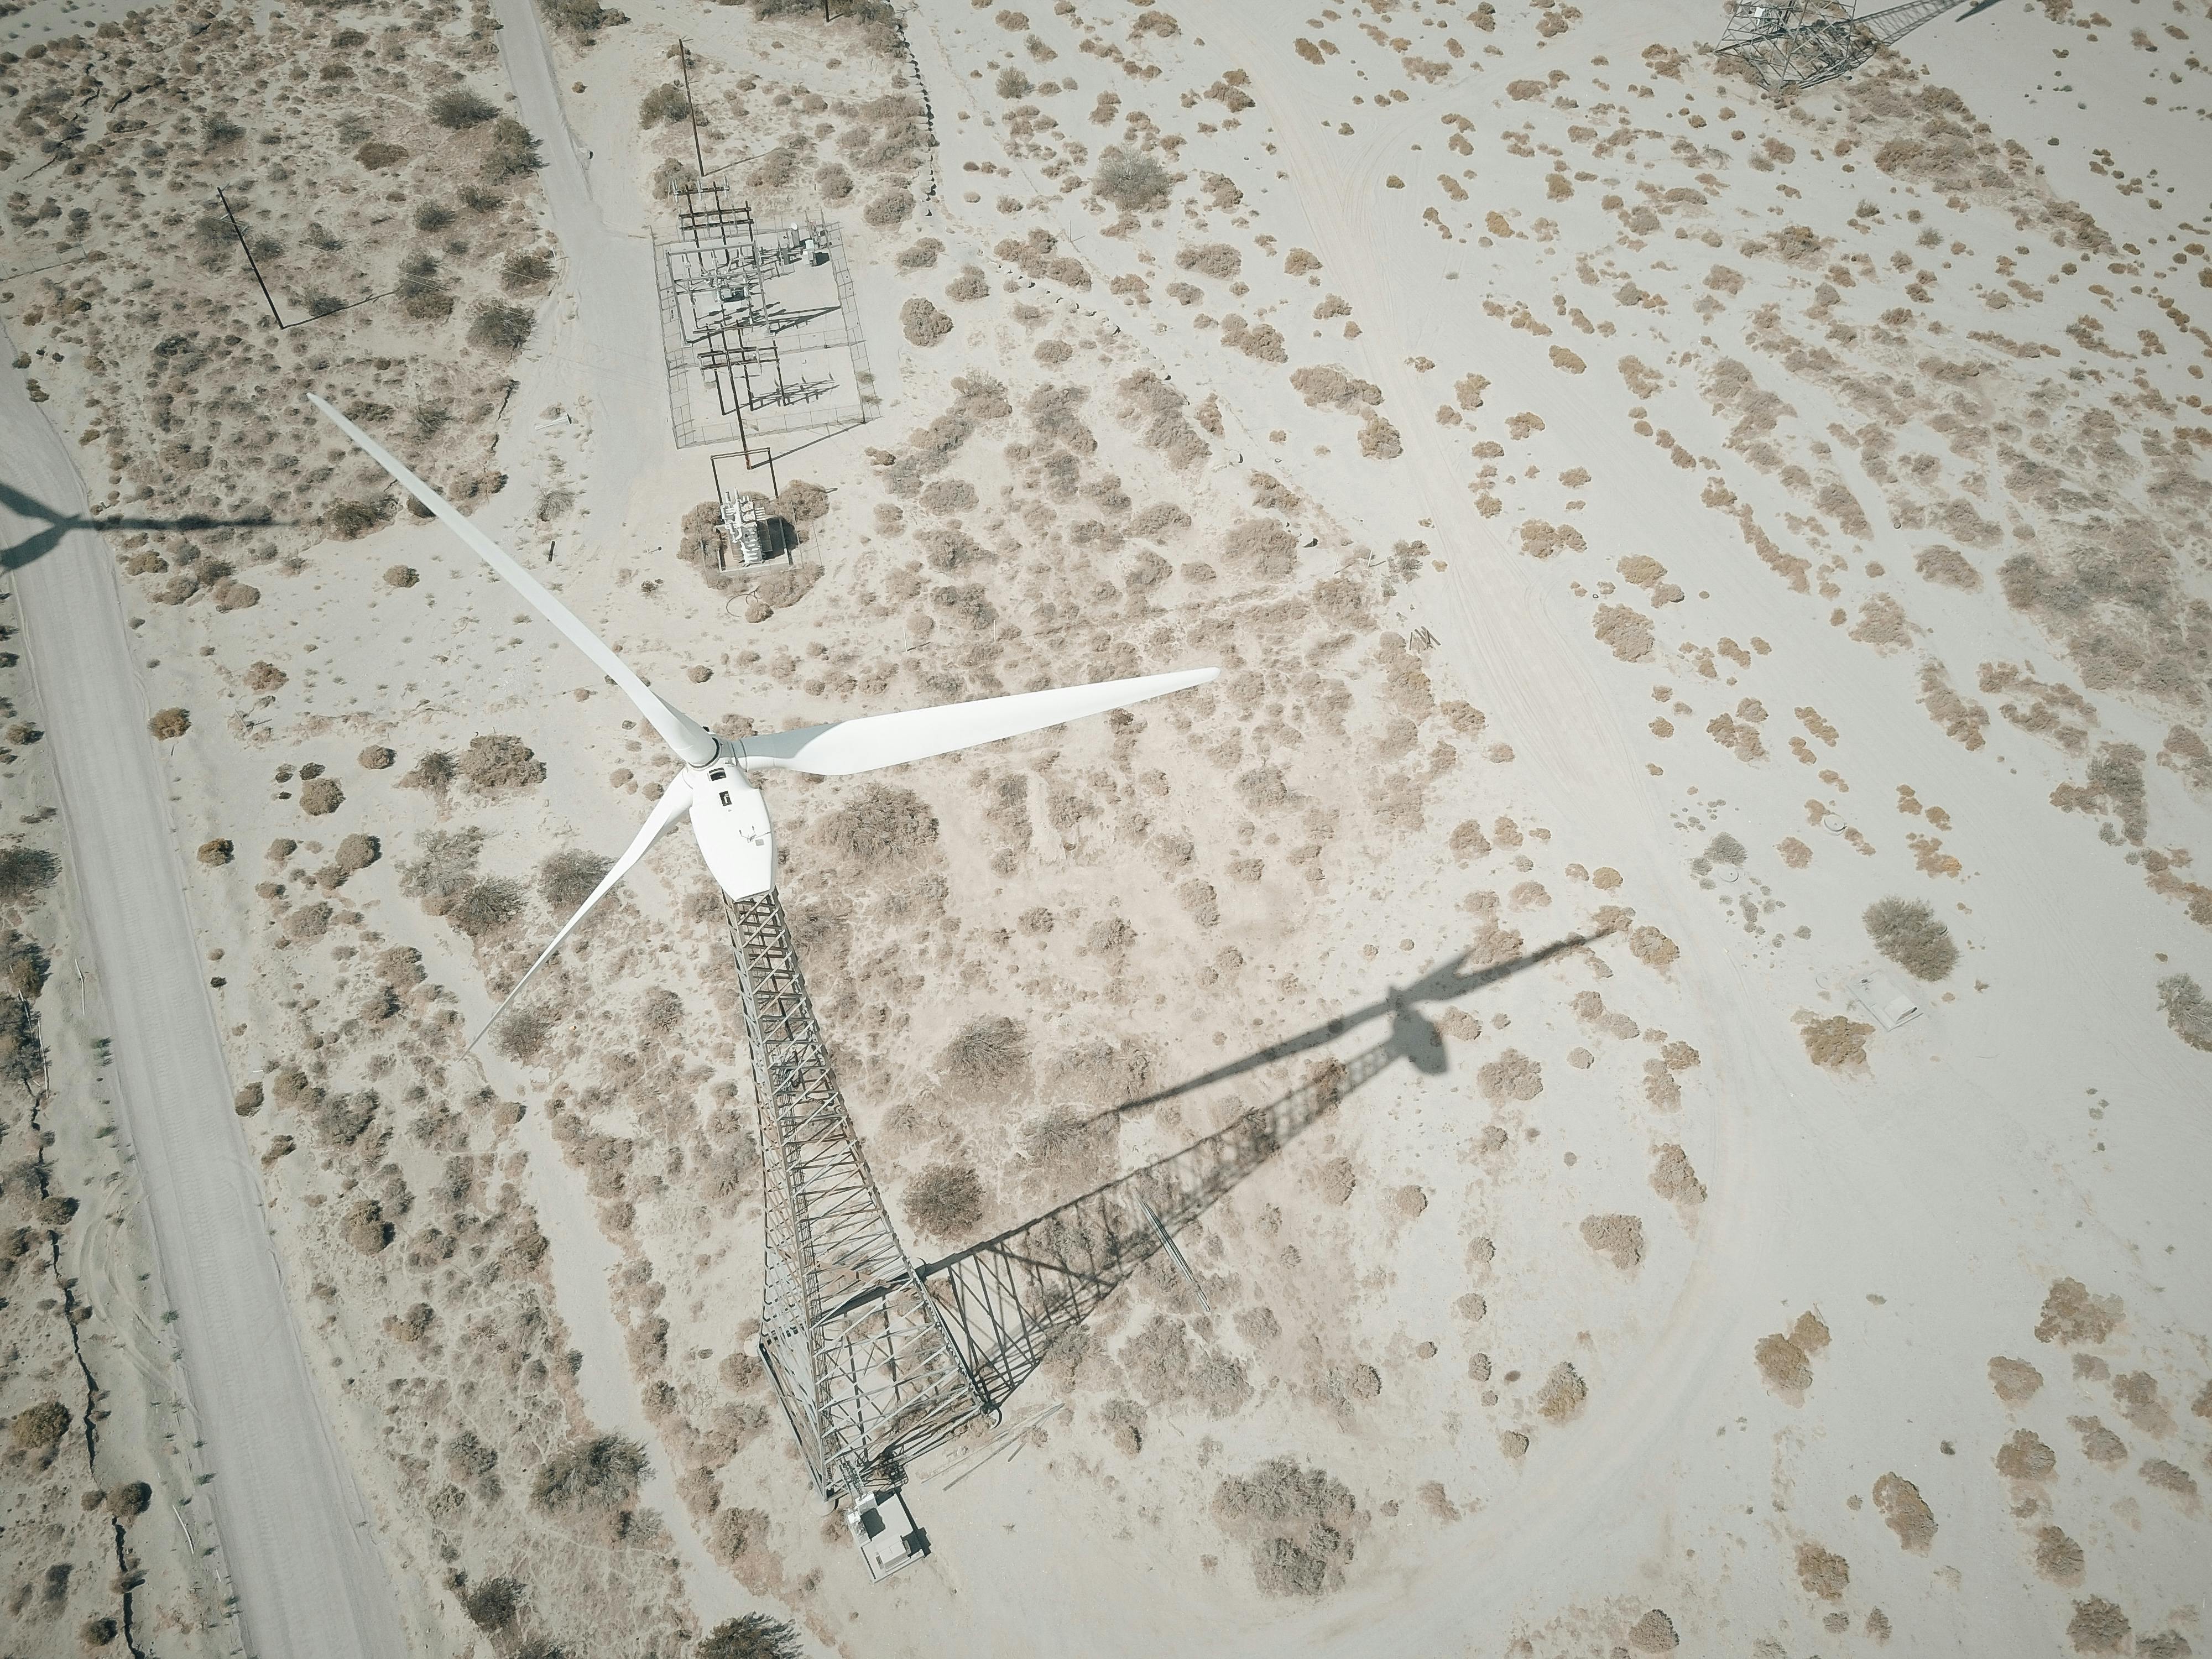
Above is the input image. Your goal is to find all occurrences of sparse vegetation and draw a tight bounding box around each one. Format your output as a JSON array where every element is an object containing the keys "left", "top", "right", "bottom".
[
  {"left": 462, "top": 1577, "right": 523, "bottom": 1632},
  {"left": 431, "top": 88, "right": 500, "bottom": 130},
  {"left": 1801, "top": 1014, "right": 1874, "bottom": 1068},
  {"left": 941, "top": 1015, "right": 1027, "bottom": 1086},
  {"left": 638, "top": 83, "right": 690, "bottom": 126},
  {"left": 502, "top": 250, "right": 555, "bottom": 291},
  {"left": 1095, "top": 146, "right": 1172, "bottom": 211},
  {"left": 1212, "top": 1457, "right": 1364, "bottom": 1597},
  {"left": 11, "top": 1398, "right": 71, "bottom": 1449},
  {"left": 458, "top": 734, "right": 545, "bottom": 795},
  {"left": 817, "top": 782, "right": 937, "bottom": 863},
  {"left": 1863, "top": 896, "right": 1958, "bottom": 980},
  {"left": 482, "top": 117, "right": 544, "bottom": 181},
  {"left": 0, "top": 847, "right": 60, "bottom": 906},
  {"left": 469, "top": 301, "right": 537, "bottom": 353},
  {"left": 495, "top": 1006, "right": 555, "bottom": 1062},
  {"left": 700, "top": 1616, "right": 803, "bottom": 1659},
  {"left": 905, "top": 1163, "right": 984, "bottom": 1238},
  {"left": 397, "top": 253, "right": 455, "bottom": 321},
  {"left": 327, "top": 499, "right": 389, "bottom": 540},
  {"left": 2157, "top": 974, "right": 2212, "bottom": 1052},
  {"left": 539, "top": 848, "right": 613, "bottom": 909},
  {"left": 530, "top": 1434, "right": 648, "bottom": 1513}
]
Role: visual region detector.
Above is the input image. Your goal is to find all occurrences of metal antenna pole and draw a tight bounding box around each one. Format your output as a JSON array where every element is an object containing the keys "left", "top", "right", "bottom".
[
  {"left": 218, "top": 187, "right": 285, "bottom": 329},
  {"left": 679, "top": 38, "right": 707, "bottom": 183}
]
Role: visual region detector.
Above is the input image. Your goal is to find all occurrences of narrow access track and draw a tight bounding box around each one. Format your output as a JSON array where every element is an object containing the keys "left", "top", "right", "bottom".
[{"left": 2, "top": 347, "right": 409, "bottom": 1659}]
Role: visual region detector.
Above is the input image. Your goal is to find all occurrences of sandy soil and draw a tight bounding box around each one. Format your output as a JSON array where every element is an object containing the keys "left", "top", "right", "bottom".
[{"left": 5, "top": 0, "right": 2211, "bottom": 1653}]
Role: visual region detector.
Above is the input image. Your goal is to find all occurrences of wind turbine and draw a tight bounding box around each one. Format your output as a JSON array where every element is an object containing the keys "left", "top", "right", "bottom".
[{"left": 306, "top": 394, "right": 1217, "bottom": 1042}]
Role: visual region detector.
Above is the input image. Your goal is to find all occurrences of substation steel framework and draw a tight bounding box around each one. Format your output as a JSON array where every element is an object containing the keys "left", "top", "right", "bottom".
[
  {"left": 1716, "top": 0, "right": 1966, "bottom": 92},
  {"left": 726, "top": 893, "right": 994, "bottom": 1503}
]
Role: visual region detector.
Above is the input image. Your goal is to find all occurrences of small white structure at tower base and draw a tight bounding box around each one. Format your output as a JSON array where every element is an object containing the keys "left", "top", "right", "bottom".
[{"left": 847, "top": 1490, "right": 925, "bottom": 1581}]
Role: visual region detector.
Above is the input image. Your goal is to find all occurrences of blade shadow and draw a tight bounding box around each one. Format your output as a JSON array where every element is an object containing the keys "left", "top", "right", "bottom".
[
  {"left": 0, "top": 479, "right": 285, "bottom": 572},
  {"left": 915, "top": 935, "right": 1583, "bottom": 1416},
  {"left": 1097, "top": 931, "right": 1583, "bottom": 1119}
]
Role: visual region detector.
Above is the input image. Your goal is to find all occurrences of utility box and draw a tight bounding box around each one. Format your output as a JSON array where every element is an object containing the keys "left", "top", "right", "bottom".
[
  {"left": 1847, "top": 971, "right": 1923, "bottom": 1032},
  {"left": 847, "top": 1489, "right": 925, "bottom": 1582}
]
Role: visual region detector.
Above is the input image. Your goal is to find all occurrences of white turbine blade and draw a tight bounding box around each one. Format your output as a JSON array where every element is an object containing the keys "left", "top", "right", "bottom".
[
  {"left": 468, "top": 773, "right": 696, "bottom": 1051},
  {"left": 306, "top": 393, "right": 718, "bottom": 767},
  {"left": 737, "top": 667, "right": 1219, "bottom": 776}
]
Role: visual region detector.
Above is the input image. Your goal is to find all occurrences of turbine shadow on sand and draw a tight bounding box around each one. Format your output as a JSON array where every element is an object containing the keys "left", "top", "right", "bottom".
[
  {"left": 915, "top": 935, "right": 1587, "bottom": 1420},
  {"left": 0, "top": 478, "right": 285, "bottom": 572}
]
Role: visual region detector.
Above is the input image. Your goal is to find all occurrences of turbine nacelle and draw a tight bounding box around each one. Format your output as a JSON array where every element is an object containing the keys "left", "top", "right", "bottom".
[{"left": 305, "top": 394, "right": 1218, "bottom": 1048}]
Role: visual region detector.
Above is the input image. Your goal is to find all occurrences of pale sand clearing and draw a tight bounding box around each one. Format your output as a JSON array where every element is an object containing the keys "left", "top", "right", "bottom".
[{"left": 3, "top": 0, "right": 2210, "bottom": 1653}]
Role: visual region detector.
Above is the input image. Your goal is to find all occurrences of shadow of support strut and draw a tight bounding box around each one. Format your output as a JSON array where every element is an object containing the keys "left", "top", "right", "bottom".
[{"left": 914, "top": 935, "right": 1583, "bottom": 1420}]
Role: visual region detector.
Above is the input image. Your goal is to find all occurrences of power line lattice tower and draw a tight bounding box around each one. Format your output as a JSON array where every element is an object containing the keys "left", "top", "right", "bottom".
[
  {"left": 726, "top": 893, "right": 994, "bottom": 1505},
  {"left": 1716, "top": 0, "right": 1968, "bottom": 92}
]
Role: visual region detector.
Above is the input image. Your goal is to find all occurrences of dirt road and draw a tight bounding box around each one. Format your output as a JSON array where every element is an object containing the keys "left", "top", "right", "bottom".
[{"left": 2, "top": 349, "right": 409, "bottom": 1659}]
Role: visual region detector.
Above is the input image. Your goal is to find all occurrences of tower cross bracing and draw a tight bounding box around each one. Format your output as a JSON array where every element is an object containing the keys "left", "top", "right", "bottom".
[{"left": 727, "top": 893, "right": 992, "bottom": 1501}]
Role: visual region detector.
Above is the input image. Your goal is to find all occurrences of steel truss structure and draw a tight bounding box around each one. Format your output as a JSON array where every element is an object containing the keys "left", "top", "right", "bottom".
[
  {"left": 727, "top": 893, "right": 992, "bottom": 1502},
  {"left": 1716, "top": 0, "right": 1966, "bottom": 92},
  {"left": 655, "top": 182, "right": 878, "bottom": 453}
]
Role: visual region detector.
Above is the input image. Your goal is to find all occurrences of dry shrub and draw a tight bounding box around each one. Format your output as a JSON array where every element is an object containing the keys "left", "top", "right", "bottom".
[
  {"left": 343, "top": 1198, "right": 393, "bottom": 1254},
  {"left": 0, "top": 846, "right": 58, "bottom": 911},
  {"left": 1477, "top": 1047, "right": 1542, "bottom": 1103},
  {"left": 1649, "top": 1146, "right": 1704, "bottom": 1207},
  {"left": 905, "top": 1163, "right": 983, "bottom": 1238},
  {"left": 9, "top": 1399, "right": 70, "bottom": 1448},
  {"left": 2036, "top": 1277, "right": 2122, "bottom": 1346},
  {"left": 540, "top": 847, "right": 613, "bottom": 909},
  {"left": 900, "top": 296, "right": 952, "bottom": 346},
  {"left": 1863, "top": 896, "right": 1958, "bottom": 980},
  {"left": 1288, "top": 363, "right": 1381, "bottom": 410},
  {"left": 1873, "top": 1472, "right": 1936, "bottom": 1550},
  {"left": 1095, "top": 146, "right": 1171, "bottom": 210},
  {"left": 1533, "top": 1362, "right": 1586, "bottom": 1421},
  {"left": 941, "top": 1015, "right": 1027, "bottom": 1089},
  {"left": 106, "top": 1481, "right": 151, "bottom": 1520},
  {"left": 1211, "top": 1457, "right": 1364, "bottom": 1598},
  {"left": 1580, "top": 1214, "right": 1644, "bottom": 1270},
  {"left": 461, "top": 1577, "right": 522, "bottom": 1631},
  {"left": 1629, "top": 925, "right": 1678, "bottom": 971},
  {"left": 2036, "top": 1526, "right": 2085, "bottom": 1584},
  {"left": 300, "top": 777, "right": 345, "bottom": 816},
  {"left": 2156, "top": 974, "right": 2212, "bottom": 1052},
  {"left": 700, "top": 1615, "right": 802, "bottom": 1659},
  {"left": 1915, "top": 544, "right": 1982, "bottom": 590},
  {"left": 531, "top": 1434, "right": 648, "bottom": 1514},
  {"left": 1176, "top": 241, "right": 1240, "bottom": 279},
  {"left": 495, "top": 1006, "right": 553, "bottom": 1062},
  {"left": 1625, "top": 1609, "right": 1678, "bottom": 1653},
  {"left": 639, "top": 988, "right": 682, "bottom": 1032},
  {"left": 817, "top": 782, "right": 937, "bottom": 862},
  {"left": 2000, "top": 1433, "right": 2062, "bottom": 1478},
  {"left": 469, "top": 301, "right": 536, "bottom": 353},
  {"left": 460, "top": 734, "right": 545, "bottom": 795},
  {"left": 1801, "top": 1014, "right": 1872, "bottom": 1068},
  {"left": 197, "top": 838, "right": 233, "bottom": 867},
  {"left": 1755, "top": 1332, "right": 1813, "bottom": 1395},
  {"left": 1796, "top": 1542, "right": 1849, "bottom": 1599},
  {"left": 1980, "top": 1355, "right": 2042, "bottom": 1406},
  {"left": 431, "top": 87, "right": 499, "bottom": 129},
  {"left": 1919, "top": 661, "right": 1990, "bottom": 750},
  {"left": 147, "top": 707, "right": 189, "bottom": 739},
  {"left": 2068, "top": 1597, "right": 2131, "bottom": 1653}
]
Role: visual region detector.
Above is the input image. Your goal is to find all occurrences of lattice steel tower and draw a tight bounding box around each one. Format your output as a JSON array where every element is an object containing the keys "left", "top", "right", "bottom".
[
  {"left": 727, "top": 894, "right": 993, "bottom": 1504},
  {"left": 1716, "top": 0, "right": 1969, "bottom": 92}
]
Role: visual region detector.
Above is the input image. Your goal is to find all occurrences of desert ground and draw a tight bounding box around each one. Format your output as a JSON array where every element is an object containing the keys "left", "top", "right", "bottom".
[{"left": 3, "top": 0, "right": 2210, "bottom": 1654}]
